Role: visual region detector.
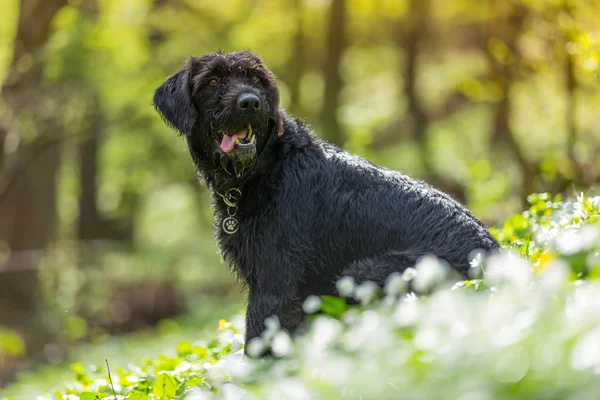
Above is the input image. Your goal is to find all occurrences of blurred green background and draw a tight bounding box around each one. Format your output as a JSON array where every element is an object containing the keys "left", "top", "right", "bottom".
[{"left": 0, "top": 0, "right": 599, "bottom": 389}]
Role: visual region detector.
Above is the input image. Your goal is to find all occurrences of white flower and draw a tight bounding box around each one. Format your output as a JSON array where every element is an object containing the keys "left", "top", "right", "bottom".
[
  {"left": 231, "top": 333, "right": 245, "bottom": 353},
  {"left": 401, "top": 267, "right": 417, "bottom": 281},
  {"left": 384, "top": 272, "right": 406, "bottom": 296},
  {"left": 302, "top": 295, "right": 322, "bottom": 314},
  {"left": 186, "top": 389, "right": 211, "bottom": 400},
  {"left": 268, "top": 379, "right": 311, "bottom": 400},
  {"left": 413, "top": 256, "right": 447, "bottom": 292},
  {"left": 222, "top": 383, "right": 246, "bottom": 400},
  {"left": 394, "top": 299, "right": 421, "bottom": 326},
  {"left": 571, "top": 327, "right": 600, "bottom": 371},
  {"left": 207, "top": 361, "right": 227, "bottom": 383},
  {"left": 262, "top": 315, "right": 281, "bottom": 342},
  {"left": 555, "top": 225, "right": 598, "bottom": 255},
  {"left": 336, "top": 276, "right": 356, "bottom": 297},
  {"left": 245, "top": 337, "right": 265, "bottom": 358},
  {"left": 355, "top": 281, "right": 379, "bottom": 305},
  {"left": 271, "top": 331, "right": 294, "bottom": 357},
  {"left": 311, "top": 316, "right": 343, "bottom": 350}
]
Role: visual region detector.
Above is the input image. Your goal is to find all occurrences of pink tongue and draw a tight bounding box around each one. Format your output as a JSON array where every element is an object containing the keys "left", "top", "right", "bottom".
[{"left": 220, "top": 131, "right": 247, "bottom": 153}]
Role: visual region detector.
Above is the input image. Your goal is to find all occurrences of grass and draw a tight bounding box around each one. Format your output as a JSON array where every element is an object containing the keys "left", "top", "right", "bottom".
[{"left": 2, "top": 297, "right": 243, "bottom": 399}]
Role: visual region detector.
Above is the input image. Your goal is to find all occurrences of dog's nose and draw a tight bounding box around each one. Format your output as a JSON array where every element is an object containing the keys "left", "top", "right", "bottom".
[{"left": 237, "top": 93, "right": 261, "bottom": 111}]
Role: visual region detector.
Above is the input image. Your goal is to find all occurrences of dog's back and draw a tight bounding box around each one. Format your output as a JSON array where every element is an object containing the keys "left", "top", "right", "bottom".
[{"left": 252, "top": 117, "right": 499, "bottom": 283}]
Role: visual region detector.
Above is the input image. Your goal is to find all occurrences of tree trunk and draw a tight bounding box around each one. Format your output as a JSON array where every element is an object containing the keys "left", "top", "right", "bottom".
[
  {"left": 403, "top": 0, "right": 431, "bottom": 173},
  {"left": 0, "top": 0, "right": 67, "bottom": 334},
  {"left": 77, "top": 99, "right": 102, "bottom": 241},
  {"left": 485, "top": 1, "right": 536, "bottom": 199},
  {"left": 286, "top": 0, "right": 305, "bottom": 115},
  {"left": 392, "top": 0, "right": 466, "bottom": 202},
  {"left": 320, "top": 0, "right": 346, "bottom": 145}
]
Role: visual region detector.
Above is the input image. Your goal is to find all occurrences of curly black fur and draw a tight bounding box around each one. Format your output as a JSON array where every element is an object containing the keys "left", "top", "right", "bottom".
[{"left": 153, "top": 51, "right": 500, "bottom": 353}]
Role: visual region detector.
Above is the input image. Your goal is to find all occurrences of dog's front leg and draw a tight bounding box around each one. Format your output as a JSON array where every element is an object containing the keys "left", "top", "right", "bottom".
[{"left": 244, "top": 283, "right": 303, "bottom": 356}]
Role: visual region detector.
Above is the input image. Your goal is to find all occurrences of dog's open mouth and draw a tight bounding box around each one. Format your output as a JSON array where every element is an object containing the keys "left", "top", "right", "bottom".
[{"left": 219, "top": 124, "right": 256, "bottom": 153}]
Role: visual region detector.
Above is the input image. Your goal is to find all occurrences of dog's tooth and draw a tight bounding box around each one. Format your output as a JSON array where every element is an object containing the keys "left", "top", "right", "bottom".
[
  {"left": 236, "top": 138, "right": 240, "bottom": 145},
  {"left": 247, "top": 124, "right": 252, "bottom": 137}
]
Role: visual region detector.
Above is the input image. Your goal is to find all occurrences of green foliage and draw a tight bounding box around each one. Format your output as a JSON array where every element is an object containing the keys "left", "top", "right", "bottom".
[
  {"left": 0, "top": 328, "right": 25, "bottom": 357},
  {"left": 8, "top": 194, "right": 600, "bottom": 399}
]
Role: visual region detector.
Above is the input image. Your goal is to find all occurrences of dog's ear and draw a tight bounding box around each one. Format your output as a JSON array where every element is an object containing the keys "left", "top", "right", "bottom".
[{"left": 153, "top": 60, "right": 198, "bottom": 135}]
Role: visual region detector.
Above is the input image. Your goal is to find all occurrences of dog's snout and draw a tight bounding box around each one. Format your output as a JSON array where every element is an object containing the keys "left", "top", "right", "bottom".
[{"left": 237, "top": 93, "right": 261, "bottom": 111}]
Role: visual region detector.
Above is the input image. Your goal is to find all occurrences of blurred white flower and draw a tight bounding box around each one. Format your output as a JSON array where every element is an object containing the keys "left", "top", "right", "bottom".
[
  {"left": 222, "top": 383, "right": 246, "bottom": 400},
  {"left": 336, "top": 276, "right": 356, "bottom": 297},
  {"left": 355, "top": 281, "right": 379, "bottom": 305},
  {"left": 555, "top": 225, "right": 598, "bottom": 255},
  {"left": 268, "top": 379, "right": 311, "bottom": 400},
  {"left": 532, "top": 337, "right": 563, "bottom": 372},
  {"left": 486, "top": 252, "right": 532, "bottom": 288},
  {"left": 230, "top": 315, "right": 246, "bottom": 332},
  {"left": 469, "top": 253, "right": 483, "bottom": 269},
  {"left": 590, "top": 196, "right": 600, "bottom": 210},
  {"left": 414, "top": 327, "right": 439, "bottom": 351},
  {"left": 245, "top": 337, "right": 265, "bottom": 358},
  {"left": 413, "top": 256, "right": 447, "bottom": 292},
  {"left": 401, "top": 267, "right": 417, "bottom": 281},
  {"left": 384, "top": 272, "right": 406, "bottom": 296},
  {"left": 468, "top": 250, "right": 486, "bottom": 279},
  {"left": 186, "top": 390, "right": 211, "bottom": 400},
  {"left": 207, "top": 360, "right": 227, "bottom": 383},
  {"left": 262, "top": 316, "right": 281, "bottom": 342},
  {"left": 231, "top": 333, "right": 245, "bottom": 353},
  {"left": 539, "top": 259, "right": 569, "bottom": 292},
  {"left": 302, "top": 295, "right": 322, "bottom": 314},
  {"left": 221, "top": 354, "right": 252, "bottom": 379},
  {"left": 311, "top": 316, "right": 343, "bottom": 350},
  {"left": 393, "top": 299, "right": 421, "bottom": 327},
  {"left": 571, "top": 327, "right": 600, "bottom": 371},
  {"left": 272, "top": 331, "right": 294, "bottom": 357},
  {"left": 494, "top": 348, "right": 530, "bottom": 383}
]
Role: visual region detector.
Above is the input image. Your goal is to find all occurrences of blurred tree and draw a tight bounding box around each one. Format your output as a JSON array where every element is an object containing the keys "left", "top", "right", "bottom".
[
  {"left": 285, "top": 0, "right": 306, "bottom": 115},
  {"left": 320, "top": 0, "right": 346, "bottom": 145},
  {"left": 403, "top": 0, "right": 431, "bottom": 172},
  {"left": 0, "top": 0, "right": 67, "bottom": 335},
  {"left": 485, "top": 0, "right": 538, "bottom": 198},
  {"left": 77, "top": 92, "right": 105, "bottom": 242}
]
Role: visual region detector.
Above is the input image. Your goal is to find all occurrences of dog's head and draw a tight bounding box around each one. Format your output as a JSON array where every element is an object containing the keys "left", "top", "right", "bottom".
[{"left": 153, "top": 51, "right": 283, "bottom": 179}]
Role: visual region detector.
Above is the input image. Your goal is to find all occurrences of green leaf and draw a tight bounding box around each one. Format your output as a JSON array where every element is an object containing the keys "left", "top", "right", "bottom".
[
  {"left": 126, "top": 392, "right": 149, "bottom": 400},
  {"left": 320, "top": 295, "right": 348, "bottom": 318},
  {"left": 192, "top": 345, "right": 208, "bottom": 359},
  {"left": 184, "top": 377, "right": 203, "bottom": 386},
  {"left": 153, "top": 373, "right": 177, "bottom": 398},
  {"left": 79, "top": 393, "right": 98, "bottom": 400},
  {"left": 176, "top": 341, "right": 192, "bottom": 357}
]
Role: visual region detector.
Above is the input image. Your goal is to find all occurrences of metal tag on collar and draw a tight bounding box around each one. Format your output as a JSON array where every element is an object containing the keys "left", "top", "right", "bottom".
[
  {"left": 222, "top": 216, "right": 239, "bottom": 234},
  {"left": 222, "top": 188, "right": 242, "bottom": 207},
  {"left": 217, "top": 187, "right": 241, "bottom": 235}
]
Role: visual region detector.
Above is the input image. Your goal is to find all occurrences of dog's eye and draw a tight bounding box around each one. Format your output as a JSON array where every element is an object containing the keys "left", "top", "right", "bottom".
[
  {"left": 209, "top": 79, "right": 218, "bottom": 87},
  {"left": 251, "top": 76, "right": 260, "bottom": 84}
]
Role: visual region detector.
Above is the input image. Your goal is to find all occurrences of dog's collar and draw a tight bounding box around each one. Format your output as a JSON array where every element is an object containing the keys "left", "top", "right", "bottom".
[{"left": 215, "top": 187, "right": 242, "bottom": 234}]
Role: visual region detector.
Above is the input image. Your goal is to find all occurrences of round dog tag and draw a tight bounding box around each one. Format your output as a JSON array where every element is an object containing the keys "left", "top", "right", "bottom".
[{"left": 223, "top": 217, "right": 239, "bottom": 234}]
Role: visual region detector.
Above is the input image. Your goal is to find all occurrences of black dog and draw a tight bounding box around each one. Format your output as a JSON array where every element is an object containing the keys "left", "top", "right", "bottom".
[{"left": 153, "top": 51, "right": 500, "bottom": 350}]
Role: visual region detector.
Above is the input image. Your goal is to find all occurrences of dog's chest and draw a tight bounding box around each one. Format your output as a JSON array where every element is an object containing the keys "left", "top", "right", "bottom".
[{"left": 214, "top": 199, "right": 276, "bottom": 277}]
